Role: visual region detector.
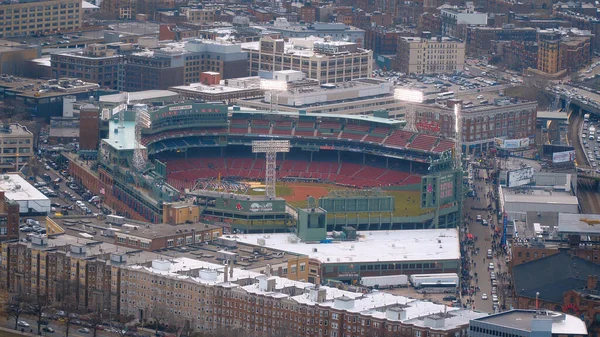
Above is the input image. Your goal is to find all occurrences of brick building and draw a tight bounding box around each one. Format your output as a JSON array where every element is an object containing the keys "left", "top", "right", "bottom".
[
  {"left": 119, "top": 257, "right": 486, "bottom": 336},
  {"left": 50, "top": 44, "right": 126, "bottom": 90},
  {"left": 0, "top": 191, "right": 20, "bottom": 242},
  {"left": 112, "top": 222, "right": 222, "bottom": 252},
  {"left": 467, "top": 26, "right": 537, "bottom": 56},
  {"left": 79, "top": 104, "right": 100, "bottom": 151},
  {"left": 408, "top": 99, "right": 537, "bottom": 153}
]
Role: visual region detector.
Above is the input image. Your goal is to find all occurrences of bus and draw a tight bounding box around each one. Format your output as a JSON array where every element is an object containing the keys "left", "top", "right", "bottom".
[{"left": 437, "top": 91, "right": 455, "bottom": 101}]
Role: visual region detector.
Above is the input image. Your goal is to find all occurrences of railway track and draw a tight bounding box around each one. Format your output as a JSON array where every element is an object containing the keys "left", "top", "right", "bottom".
[{"left": 570, "top": 112, "right": 600, "bottom": 213}]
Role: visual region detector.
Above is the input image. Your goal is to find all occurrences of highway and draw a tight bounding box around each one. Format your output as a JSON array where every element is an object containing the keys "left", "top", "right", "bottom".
[{"left": 568, "top": 112, "right": 600, "bottom": 213}]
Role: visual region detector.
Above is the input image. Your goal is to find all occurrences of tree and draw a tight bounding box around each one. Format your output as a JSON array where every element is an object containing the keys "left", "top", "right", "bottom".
[
  {"left": 27, "top": 293, "right": 51, "bottom": 335},
  {"left": 111, "top": 314, "right": 136, "bottom": 337},
  {"left": 84, "top": 311, "right": 104, "bottom": 337},
  {"left": 55, "top": 278, "right": 81, "bottom": 337},
  {"left": 148, "top": 304, "right": 170, "bottom": 336},
  {"left": 5, "top": 293, "right": 27, "bottom": 330}
]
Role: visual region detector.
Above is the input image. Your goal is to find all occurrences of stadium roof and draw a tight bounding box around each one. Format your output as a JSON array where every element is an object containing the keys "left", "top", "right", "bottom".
[
  {"left": 229, "top": 228, "right": 460, "bottom": 264},
  {"left": 230, "top": 109, "right": 403, "bottom": 126}
]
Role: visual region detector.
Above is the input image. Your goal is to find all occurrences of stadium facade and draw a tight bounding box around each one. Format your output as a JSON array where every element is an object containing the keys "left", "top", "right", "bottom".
[{"left": 68, "top": 102, "right": 464, "bottom": 232}]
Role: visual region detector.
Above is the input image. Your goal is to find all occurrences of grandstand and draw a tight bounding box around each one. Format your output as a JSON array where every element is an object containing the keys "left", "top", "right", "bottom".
[{"left": 70, "top": 102, "right": 461, "bottom": 231}]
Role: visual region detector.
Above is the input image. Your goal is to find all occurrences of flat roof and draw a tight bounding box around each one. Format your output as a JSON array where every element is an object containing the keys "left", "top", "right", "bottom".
[
  {"left": 49, "top": 127, "right": 79, "bottom": 138},
  {"left": 113, "top": 222, "right": 221, "bottom": 240},
  {"left": 128, "top": 256, "right": 482, "bottom": 326},
  {"left": 230, "top": 229, "right": 461, "bottom": 264},
  {"left": 474, "top": 310, "right": 587, "bottom": 335},
  {"left": 557, "top": 213, "right": 600, "bottom": 235},
  {"left": 502, "top": 187, "right": 578, "bottom": 205},
  {"left": 103, "top": 120, "right": 143, "bottom": 151},
  {"left": 99, "top": 90, "right": 179, "bottom": 103},
  {"left": 0, "top": 173, "right": 49, "bottom": 201},
  {"left": 0, "top": 123, "right": 33, "bottom": 137},
  {"left": 170, "top": 83, "right": 258, "bottom": 94},
  {"left": 23, "top": 234, "right": 170, "bottom": 265},
  {"left": 231, "top": 109, "right": 403, "bottom": 126}
]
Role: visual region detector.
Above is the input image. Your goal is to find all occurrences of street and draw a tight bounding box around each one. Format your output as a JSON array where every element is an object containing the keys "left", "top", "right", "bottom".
[
  {"left": 3, "top": 317, "right": 113, "bottom": 337},
  {"left": 461, "top": 162, "right": 512, "bottom": 314}
]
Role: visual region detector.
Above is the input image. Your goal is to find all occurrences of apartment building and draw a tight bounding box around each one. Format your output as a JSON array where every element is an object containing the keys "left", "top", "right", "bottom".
[
  {"left": 409, "top": 99, "right": 537, "bottom": 154},
  {"left": 50, "top": 44, "right": 126, "bottom": 90},
  {"left": 467, "top": 25, "right": 537, "bottom": 56},
  {"left": 183, "top": 39, "right": 248, "bottom": 84},
  {"left": 537, "top": 30, "right": 591, "bottom": 75},
  {"left": 0, "top": 234, "right": 163, "bottom": 313},
  {"left": 397, "top": 33, "right": 465, "bottom": 75},
  {"left": 0, "top": 0, "right": 82, "bottom": 38},
  {"left": 242, "top": 37, "right": 372, "bottom": 84},
  {"left": 124, "top": 49, "right": 186, "bottom": 92},
  {"left": 119, "top": 257, "right": 486, "bottom": 336},
  {"left": 0, "top": 123, "right": 33, "bottom": 172}
]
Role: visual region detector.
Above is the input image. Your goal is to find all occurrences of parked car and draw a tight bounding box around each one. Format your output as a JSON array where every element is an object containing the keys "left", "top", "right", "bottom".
[
  {"left": 18, "top": 321, "right": 30, "bottom": 327},
  {"left": 42, "top": 327, "right": 55, "bottom": 333},
  {"left": 78, "top": 328, "right": 91, "bottom": 334}
]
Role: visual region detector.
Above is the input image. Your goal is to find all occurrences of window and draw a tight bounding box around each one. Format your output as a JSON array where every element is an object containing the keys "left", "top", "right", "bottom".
[{"left": 167, "top": 239, "right": 174, "bottom": 247}]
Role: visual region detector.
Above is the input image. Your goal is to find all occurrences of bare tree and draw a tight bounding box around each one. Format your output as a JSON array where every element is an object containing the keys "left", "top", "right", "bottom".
[
  {"left": 148, "top": 303, "right": 170, "bottom": 336},
  {"left": 27, "top": 293, "right": 51, "bottom": 335},
  {"left": 55, "top": 278, "right": 81, "bottom": 337},
  {"left": 112, "top": 314, "right": 136, "bottom": 337},
  {"left": 5, "top": 293, "right": 27, "bottom": 330}
]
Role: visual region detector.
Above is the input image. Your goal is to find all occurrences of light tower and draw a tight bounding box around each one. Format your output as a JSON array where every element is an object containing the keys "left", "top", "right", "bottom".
[
  {"left": 132, "top": 104, "right": 150, "bottom": 173},
  {"left": 453, "top": 102, "right": 463, "bottom": 169},
  {"left": 252, "top": 140, "right": 290, "bottom": 198},
  {"left": 261, "top": 79, "right": 288, "bottom": 112},
  {"left": 394, "top": 88, "right": 424, "bottom": 132}
]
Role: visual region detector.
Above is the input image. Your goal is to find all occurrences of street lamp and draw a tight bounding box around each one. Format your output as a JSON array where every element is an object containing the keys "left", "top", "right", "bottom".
[
  {"left": 260, "top": 79, "right": 288, "bottom": 112},
  {"left": 394, "top": 88, "right": 424, "bottom": 132}
]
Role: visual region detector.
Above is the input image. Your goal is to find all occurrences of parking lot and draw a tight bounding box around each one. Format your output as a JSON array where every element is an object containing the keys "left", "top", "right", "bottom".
[{"left": 374, "top": 58, "right": 517, "bottom": 107}]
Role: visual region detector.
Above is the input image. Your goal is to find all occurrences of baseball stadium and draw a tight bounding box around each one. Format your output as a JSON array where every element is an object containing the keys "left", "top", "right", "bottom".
[{"left": 72, "top": 102, "right": 463, "bottom": 234}]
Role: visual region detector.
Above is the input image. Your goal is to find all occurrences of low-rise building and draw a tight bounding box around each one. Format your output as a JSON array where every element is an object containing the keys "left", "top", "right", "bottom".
[
  {"left": 0, "top": 124, "right": 33, "bottom": 172},
  {"left": 242, "top": 36, "right": 373, "bottom": 84},
  {"left": 397, "top": 33, "right": 465, "bottom": 75},
  {"left": 50, "top": 44, "right": 126, "bottom": 90}
]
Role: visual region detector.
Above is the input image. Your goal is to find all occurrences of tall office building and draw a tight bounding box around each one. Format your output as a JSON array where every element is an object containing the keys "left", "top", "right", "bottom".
[{"left": 397, "top": 33, "right": 466, "bottom": 74}]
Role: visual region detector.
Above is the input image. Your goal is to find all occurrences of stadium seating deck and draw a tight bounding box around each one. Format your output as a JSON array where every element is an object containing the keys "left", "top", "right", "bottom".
[
  {"left": 408, "top": 134, "right": 438, "bottom": 151},
  {"left": 383, "top": 130, "right": 414, "bottom": 148},
  {"left": 344, "top": 124, "right": 370, "bottom": 133},
  {"left": 432, "top": 139, "right": 454, "bottom": 153},
  {"left": 167, "top": 156, "right": 423, "bottom": 190}
]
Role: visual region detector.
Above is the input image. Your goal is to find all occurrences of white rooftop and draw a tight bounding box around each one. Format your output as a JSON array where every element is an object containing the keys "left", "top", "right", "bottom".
[
  {"left": 170, "top": 83, "right": 257, "bottom": 93},
  {"left": 0, "top": 173, "right": 49, "bottom": 201},
  {"left": 502, "top": 188, "right": 578, "bottom": 206},
  {"left": 230, "top": 229, "right": 461, "bottom": 264},
  {"left": 128, "top": 256, "right": 483, "bottom": 327},
  {"left": 557, "top": 213, "right": 600, "bottom": 235},
  {"left": 241, "top": 36, "right": 364, "bottom": 58},
  {"left": 99, "top": 90, "right": 179, "bottom": 103}
]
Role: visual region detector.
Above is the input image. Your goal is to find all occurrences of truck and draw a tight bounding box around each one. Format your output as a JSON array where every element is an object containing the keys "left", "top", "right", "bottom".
[
  {"left": 360, "top": 275, "right": 409, "bottom": 288},
  {"left": 410, "top": 273, "right": 459, "bottom": 288}
]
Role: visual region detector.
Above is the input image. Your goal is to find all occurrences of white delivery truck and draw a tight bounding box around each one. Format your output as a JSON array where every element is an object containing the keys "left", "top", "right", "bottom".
[{"left": 360, "top": 275, "right": 409, "bottom": 288}]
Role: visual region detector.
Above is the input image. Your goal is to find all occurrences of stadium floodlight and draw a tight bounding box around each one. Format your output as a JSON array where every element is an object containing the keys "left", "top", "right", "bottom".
[
  {"left": 260, "top": 79, "right": 288, "bottom": 92},
  {"left": 453, "top": 102, "right": 463, "bottom": 169},
  {"left": 394, "top": 88, "right": 424, "bottom": 103},
  {"left": 252, "top": 140, "right": 290, "bottom": 198}
]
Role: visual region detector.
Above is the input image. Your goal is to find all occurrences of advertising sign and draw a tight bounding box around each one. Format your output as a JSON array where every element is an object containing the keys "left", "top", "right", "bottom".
[
  {"left": 439, "top": 174, "right": 455, "bottom": 203},
  {"left": 507, "top": 167, "right": 534, "bottom": 187},
  {"left": 495, "top": 138, "right": 530, "bottom": 149},
  {"left": 502, "top": 213, "right": 507, "bottom": 247},
  {"left": 552, "top": 150, "right": 576, "bottom": 164},
  {"left": 250, "top": 203, "right": 274, "bottom": 212}
]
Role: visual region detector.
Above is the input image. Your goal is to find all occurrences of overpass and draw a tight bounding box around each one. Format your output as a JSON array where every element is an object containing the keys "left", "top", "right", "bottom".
[{"left": 546, "top": 84, "right": 600, "bottom": 115}]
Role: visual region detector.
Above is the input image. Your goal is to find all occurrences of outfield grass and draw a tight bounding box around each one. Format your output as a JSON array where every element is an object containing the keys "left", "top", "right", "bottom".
[{"left": 246, "top": 185, "right": 294, "bottom": 196}]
